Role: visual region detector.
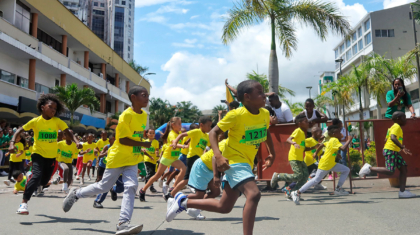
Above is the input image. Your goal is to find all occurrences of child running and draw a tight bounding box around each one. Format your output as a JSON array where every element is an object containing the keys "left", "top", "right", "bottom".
[
  {"left": 139, "top": 117, "right": 187, "bottom": 202},
  {"left": 4, "top": 133, "right": 26, "bottom": 186},
  {"left": 79, "top": 133, "right": 97, "bottom": 184},
  {"left": 304, "top": 127, "right": 326, "bottom": 190},
  {"left": 143, "top": 129, "right": 160, "bottom": 193},
  {"left": 359, "top": 111, "right": 415, "bottom": 198},
  {"left": 9, "top": 93, "right": 81, "bottom": 215},
  {"left": 96, "top": 135, "right": 115, "bottom": 182},
  {"left": 95, "top": 131, "right": 109, "bottom": 181},
  {"left": 62, "top": 86, "right": 151, "bottom": 235},
  {"left": 290, "top": 125, "right": 352, "bottom": 205},
  {"left": 57, "top": 129, "right": 79, "bottom": 193},
  {"left": 166, "top": 80, "right": 276, "bottom": 235},
  {"left": 12, "top": 170, "right": 27, "bottom": 194}
]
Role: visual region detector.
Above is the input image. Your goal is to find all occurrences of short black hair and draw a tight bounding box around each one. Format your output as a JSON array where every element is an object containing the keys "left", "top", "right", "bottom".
[
  {"left": 12, "top": 170, "right": 22, "bottom": 179},
  {"left": 305, "top": 98, "right": 314, "bottom": 105},
  {"left": 237, "top": 80, "right": 260, "bottom": 102},
  {"left": 392, "top": 111, "right": 405, "bottom": 121},
  {"left": 229, "top": 101, "right": 239, "bottom": 109},
  {"left": 37, "top": 93, "right": 64, "bottom": 116},
  {"left": 190, "top": 123, "right": 199, "bottom": 130},
  {"left": 128, "top": 85, "right": 147, "bottom": 102},
  {"left": 295, "top": 113, "right": 307, "bottom": 124},
  {"left": 268, "top": 94, "right": 279, "bottom": 100},
  {"left": 328, "top": 125, "right": 340, "bottom": 136},
  {"left": 109, "top": 134, "right": 115, "bottom": 138},
  {"left": 199, "top": 116, "right": 212, "bottom": 124},
  {"left": 332, "top": 118, "right": 342, "bottom": 126}
]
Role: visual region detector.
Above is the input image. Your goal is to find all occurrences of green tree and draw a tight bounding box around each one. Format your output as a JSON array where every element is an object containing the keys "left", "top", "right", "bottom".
[
  {"left": 324, "top": 75, "right": 354, "bottom": 121},
  {"left": 52, "top": 83, "right": 100, "bottom": 128},
  {"left": 313, "top": 94, "right": 334, "bottom": 118},
  {"left": 105, "top": 111, "right": 122, "bottom": 130},
  {"left": 283, "top": 99, "right": 303, "bottom": 116},
  {"left": 222, "top": 0, "right": 351, "bottom": 93},
  {"left": 349, "top": 64, "right": 370, "bottom": 120},
  {"left": 212, "top": 105, "right": 227, "bottom": 123},
  {"left": 175, "top": 101, "right": 203, "bottom": 123},
  {"left": 149, "top": 98, "right": 175, "bottom": 128},
  {"left": 246, "top": 70, "right": 295, "bottom": 99},
  {"left": 129, "top": 60, "right": 149, "bottom": 76}
]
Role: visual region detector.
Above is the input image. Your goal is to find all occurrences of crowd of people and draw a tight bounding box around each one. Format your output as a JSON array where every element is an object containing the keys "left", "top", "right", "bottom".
[{"left": 0, "top": 77, "right": 417, "bottom": 235}]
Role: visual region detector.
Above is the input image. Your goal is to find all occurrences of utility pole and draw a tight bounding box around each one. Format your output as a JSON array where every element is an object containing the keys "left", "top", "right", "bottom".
[{"left": 411, "top": 4, "right": 420, "bottom": 92}]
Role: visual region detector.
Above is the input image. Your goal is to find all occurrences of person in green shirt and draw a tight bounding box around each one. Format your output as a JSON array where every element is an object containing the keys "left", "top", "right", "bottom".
[
  {"left": 352, "top": 136, "right": 360, "bottom": 149},
  {"left": 385, "top": 78, "right": 416, "bottom": 119}
]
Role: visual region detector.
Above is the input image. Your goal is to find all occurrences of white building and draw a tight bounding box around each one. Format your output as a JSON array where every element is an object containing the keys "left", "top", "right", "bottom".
[{"left": 332, "top": 3, "right": 420, "bottom": 120}]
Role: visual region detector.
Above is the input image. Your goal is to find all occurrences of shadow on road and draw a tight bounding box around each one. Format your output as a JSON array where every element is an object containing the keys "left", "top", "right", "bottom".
[
  {"left": 302, "top": 200, "right": 378, "bottom": 206},
  {"left": 19, "top": 214, "right": 109, "bottom": 225},
  {"left": 104, "top": 206, "right": 153, "bottom": 210},
  {"left": 146, "top": 228, "right": 205, "bottom": 234},
  {"left": 71, "top": 228, "right": 114, "bottom": 234},
  {"left": 174, "top": 216, "right": 279, "bottom": 224}
]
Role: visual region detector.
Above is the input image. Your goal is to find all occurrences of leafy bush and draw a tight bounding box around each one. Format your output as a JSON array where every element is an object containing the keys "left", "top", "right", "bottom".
[
  {"left": 364, "top": 149, "right": 377, "bottom": 166},
  {"left": 369, "top": 141, "right": 376, "bottom": 149},
  {"left": 349, "top": 148, "right": 361, "bottom": 163}
]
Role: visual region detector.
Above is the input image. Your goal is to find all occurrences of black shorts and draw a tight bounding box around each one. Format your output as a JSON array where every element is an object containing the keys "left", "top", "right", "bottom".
[{"left": 184, "top": 155, "right": 200, "bottom": 180}]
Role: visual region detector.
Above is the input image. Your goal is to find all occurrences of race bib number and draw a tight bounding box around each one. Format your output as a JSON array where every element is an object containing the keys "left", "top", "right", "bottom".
[
  {"left": 20, "top": 178, "right": 27, "bottom": 188},
  {"left": 133, "top": 146, "right": 144, "bottom": 155},
  {"left": 61, "top": 151, "right": 72, "bottom": 159},
  {"left": 196, "top": 139, "right": 208, "bottom": 150},
  {"left": 38, "top": 131, "right": 57, "bottom": 141},
  {"left": 240, "top": 124, "right": 267, "bottom": 145},
  {"left": 171, "top": 150, "right": 180, "bottom": 157}
]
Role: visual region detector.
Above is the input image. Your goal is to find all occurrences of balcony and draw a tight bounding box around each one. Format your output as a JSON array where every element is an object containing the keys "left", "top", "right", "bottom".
[
  {"left": 70, "top": 60, "right": 90, "bottom": 79},
  {"left": 39, "top": 42, "right": 67, "bottom": 66},
  {"left": 0, "top": 80, "right": 37, "bottom": 105},
  {"left": 91, "top": 73, "right": 106, "bottom": 88},
  {"left": 108, "top": 83, "right": 130, "bottom": 105},
  {"left": 0, "top": 17, "right": 38, "bottom": 50}
]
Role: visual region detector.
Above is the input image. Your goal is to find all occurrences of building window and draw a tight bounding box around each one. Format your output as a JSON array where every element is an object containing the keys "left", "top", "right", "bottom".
[
  {"left": 346, "top": 39, "right": 351, "bottom": 48},
  {"left": 129, "top": 4, "right": 131, "bottom": 9},
  {"left": 346, "top": 50, "right": 352, "bottom": 61},
  {"left": 364, "top": 18, "right": 371, "bottom": 31},
  {"left": 0, "top": 70, "right": 15, "bottom": 84},
  {"left": 340, "top": 44, "right": 344, "bottom": 54},
  {"left": 335, "top": 49, "right": 338, "bottom": 59},
  {"left": 365, "top": 32, "right": 372, "bottom": 45},
  {"left": 100, "top": 3, "right": 105, "bottom": 7},
  {"left": 64, "top": 2, "right": 69, "bottom": 6},
  {"left": 376, "top": 29, "right": 395, "bottom": 38},
  {"left": 358, "top": 39, "right": 363, "bottom": 51},
  {"left": 37, "top": 28, "right": 62, "bottom": 52},
  {"left": 352, "top": 32, "right": 357, "bottom": 43},
  {"left": 352, "top": 44, "right": 358, "bottom": 55},
  {"left": 17, "top": 76, "right": 28, "bottom": 88},
  {"left": 128, "top": 46, "right": 130, "bottom": 51},
  {"left": 129, "top": 18, "right": 131, "bottom": 23},
  {"left": 375, "top": 29, "right": 381, "bottom": 37},
  {"left": 358, "top": 27, "right": 362, "bottom": 38},
  {"left": 129, "top": 10, "right": 131, "bottom": 16},
  {"left": 114, "top": 7, "right": 125, "bottom": 58},
  {"left": 93, "top": 10, "right": 105, "bottom": 15},
  {"left": 388, "top": 29, "right": 395, "bottom": 37},
  {"left": 128, "top": 53, "right": 130, "bottom": 59},
  {"left": 15, "top": 2, "right": 30, "bottom": 34},
  {"left": 35, "top": 83, "right": 51, "bottom": 94},
  {"left": 128, "top": 38, "right": 131, "bottom": 44},
  {"left": 55, "top": 79, "right": 60, "bottom": 87},
  {"left": 122, "top": 1, "right": 126, "bottom": 5},
  {"left": 92, "top": 15, "right": 105, "bottom": 40},
  {"left": 381, "top": 29, "right": 388, "bottom": 37},
  {"left": 94, "top": 2, "right": 98, "bottom": 6},
  {"left": 410, "top": 89, "right": 419, "bottom": 100}
]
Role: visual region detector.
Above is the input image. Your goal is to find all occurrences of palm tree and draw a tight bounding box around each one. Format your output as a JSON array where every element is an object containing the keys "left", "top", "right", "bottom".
[
  {"left": 283, "top": 99, "right": 303, "bottom": 116},
  {"left": 52, "top": 83, "right": 100, "bottom": 127},
  {"left": 348, "top": 64, "right": 370, "bottom": 120},
  {"left": 222, "top": 0, "right": 351, "bottom": 93},
  {"left": 212, "top": 105, "right": 227, "bottom": 122},
  {"left": 246, "top": 70, "right": 295, "bottom": 98},
  {"left": 324, "top": 76, "right": 354, "bottom": 121},
  {"left": 149, "top": 98, "right": 174, "bottom": 128},
  {"left": 313, "top": 94, "right": 334, "bottom": 118},
  {"left": 129, "top": 60, "right": 149, "bottom": 76},
  {"left": 175, "top": 101, "right": 203, "bottom": 123}
]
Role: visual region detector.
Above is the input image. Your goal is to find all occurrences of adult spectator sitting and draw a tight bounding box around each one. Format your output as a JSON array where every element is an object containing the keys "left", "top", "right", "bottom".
[
  {"left": 267, "top": 93, "right": 293, "bottom": 125},
  {"left": 298, "top": 98, "right": 328, "bottom": 137},
  {"left": 385, "top": 78, "right": 416, "bottom": 119}
]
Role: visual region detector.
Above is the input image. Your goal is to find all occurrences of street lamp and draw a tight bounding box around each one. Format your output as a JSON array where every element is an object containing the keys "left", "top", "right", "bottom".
[
  {"left": 306, "top": 86, "right": 312, "bottom": 98},
  {"left": 335, "top": 58, "right": 345, "bottom": 120},
  {"left": 138, "top": 73, "right": 156, "bottom": 85}
]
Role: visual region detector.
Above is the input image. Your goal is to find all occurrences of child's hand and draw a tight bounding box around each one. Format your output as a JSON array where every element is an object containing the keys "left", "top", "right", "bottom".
[
  {"left": 170, "top": 140, "right": 177, "bottom": 150},
  {"left": 76, "top": 143, "right": 83, "bottom": 149},
  {"left": 403, "top": 148, "right": 412, "bottom": 155},
  {"left": 270, "top": 116, "right": 277, "bottom": 125},
  {"left": 293, "top": 143, "right": 300, "bottom": 149},
  {"left": 262, "top": 155, "right": 274, "bottom": 171},
  {"left": 213, "top": 177, "right": 221, "bottom": 188},
  {"left": 215, "top": 153, "right": 230, "bottom": 172},
  {"left": 28, "top": 161, "right": 32, "bottom": 167},
  {"left": 86, "top": 148, "right": 92, "bottom": 153},
  {"left": 8, "top": 144, "right": 17, "bottom": 153},
  {"left": 319, "top": 136, "right": 325, "bottom": 141}
]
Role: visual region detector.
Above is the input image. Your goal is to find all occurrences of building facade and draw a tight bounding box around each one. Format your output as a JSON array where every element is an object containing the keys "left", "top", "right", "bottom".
[
  {"left": 331, "top": 3, "right": 420, "bottom": 121},
  {"left": 0, "top": 0, "right": 149, "bottom": 131}
]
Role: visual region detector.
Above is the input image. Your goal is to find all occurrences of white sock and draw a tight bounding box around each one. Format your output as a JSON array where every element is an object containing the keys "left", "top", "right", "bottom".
[
  {"left": 181, "top": 198, "right": 188, "bottom": 209},
  {"left": 63, "top": 183, "right": 68, "bottom": 189},
  {"left": 164, "top": 182, "right": 168, "bottom": 187}
]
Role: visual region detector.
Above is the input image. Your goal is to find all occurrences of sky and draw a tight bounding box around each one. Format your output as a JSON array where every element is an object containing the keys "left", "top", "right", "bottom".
[{"left": 134, "top": 0, "right": 415, "bottom": 110}]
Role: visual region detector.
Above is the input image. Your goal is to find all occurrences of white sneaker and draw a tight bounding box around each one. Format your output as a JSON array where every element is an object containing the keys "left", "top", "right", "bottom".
[
  {"left": 313, "top": 184, "right": 327, "bottom": 190},
  {"left": 186, "top": 208, "right": 200, "bottom": 218},
  {"left": 76, "top": 176, "right": 80, "bottom": 180},
  {"left": 62, "top": 184, "right": 69, "bottom": 194},
  {"left": 166, "top": 192, "right": 187, "bottom": 222},
  {"left": 162, "top": 184, "right": 168, "bottom": 196},
  {"left": 52, "top": 177, "right": 60, "bottom": 185},
  {"left": 195, "top": 213, "right": 206, "bottom": 220},
  {"left": 80, "top": 178, "right": 84, "bottom": 185},
  {"left": 88, "top": 176, "right": 92, "bottom": 181},
  {"left": 291, "top": 191, "right": 300, "bottom": 205},
  {"left": 334, "top": 187, "right": 350, "bottom": 196},
  {"left": 16, "top": 203, "right": 29, "bottom": 215},
  {"left": 0, "top": 171, "right": 8, "bottom": 176},
  {"left": 399, "top": 190, "right": 416, "bottom": 198},
  {"left": 158, "top": 179, "right": 164, "bottom": 188},
  {"left": 4, "top": 180, "right": 10, "bottom": 186},
  {"left": 358, "top": 163, "right": 372, "bottom": 178}
]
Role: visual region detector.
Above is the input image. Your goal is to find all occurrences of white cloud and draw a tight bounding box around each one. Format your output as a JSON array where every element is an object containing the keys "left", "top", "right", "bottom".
[
  {"left": 190, "top": 15, "right": 200, "bottom": 19},
  {"left": 383, "top": 0, "right": 415, "bottom": 9},
  {"left": 184, "top": 39, "right": 197, "bottom": 44},
  {"left": 151, "top": 1, "right": 369, "bottom": 110},
  {"left": 136, "top": 0, "right": 193, "bottom": 8}
]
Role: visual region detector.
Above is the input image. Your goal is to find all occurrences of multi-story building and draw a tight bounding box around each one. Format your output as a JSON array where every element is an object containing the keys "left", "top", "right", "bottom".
[
  {"left": 318, "top": 71, "right": 335, "bottom": 118},
  {"left": 60, "top": 0, "right": 134, "bottom": 62},
  {"left": 0, "top": 0, "right": 150, "bottom": 131},
  {"left": 332, "top": 3, "right": 420, "bottom": 120}
]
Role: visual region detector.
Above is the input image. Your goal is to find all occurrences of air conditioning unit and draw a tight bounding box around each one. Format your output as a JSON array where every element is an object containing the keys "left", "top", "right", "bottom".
[{"left": 99, "top": 73, "right": 103, "bottom": 78}]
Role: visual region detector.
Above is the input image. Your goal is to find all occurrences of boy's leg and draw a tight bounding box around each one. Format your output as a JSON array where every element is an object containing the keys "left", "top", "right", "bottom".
[
  {"left": 330, "top": 163, "right": 350, "bottom": 188},
  {"left": 170, "top": 160, "right": 187, "bottom": 196},
  {"left": 23, "top": 155, "right": 45, "bottom": 202},
  {"left": 95, "top": 192, "right": 108, "bottom": 204},
  {"left": 299, "top": 169, "right": 329, "bottom": 193},
  {"left": 238, "top": 180, "right": 261, "bottom": 235},
  {"left": 40, "top": 158, "right": 56, "bottom": 187},
  {"left": 119, "top": 165, "right": 138, "bottom": 223},
  {"left": 76, "top": 167, "right": 123, "bottom": 198},
  {"left": 60, "top": 162, "right": 69, "bottom": 185},
  {"left": 274, "top": 160, "right": 305, "bottom": 186},
  {"left": 294, "top": 162, "right": 309, "bottom": 190},
  {"left": 114, "top": 175, "right": 124, "bottom": 194},
  {"left": 205, "top": 179, "right": 221, "bottom": 199},
  {"left": 144, "top": 162, "right": 154, "bottom": 183},
  {"left": 399, "top": 165, "right": 408, "bottom": 192},
  {"left": 81, "top": 163, "right": 87, "bottom": 178},
  {"left": 67, "top": 163, "right": 73, "bottom": 186}
]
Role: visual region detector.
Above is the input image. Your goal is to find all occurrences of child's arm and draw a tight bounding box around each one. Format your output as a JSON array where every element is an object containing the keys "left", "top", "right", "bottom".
[
  {"left": 391, "top": 134, "right": 412, "bottom": 155},
  {"left": 98, "top": 145, "right": 109, "bottom": 159},
  {"left": 171, "top": 132, "right": 188, "bottom": 149},
  {"left": 63, "top": 128, "right": 82, "bottom": 149},
  {"left": 313, "top": 143, "right": 325, "bottom": 161},
  {"left": 209, "top": 126, "right": 229, "bottom": 172},
  {"left": 79, "top": 148, "right": 91, "bottom": 155},
  {"left": 262, "top": 130, "right": 276, "bottom": 171},
  {"left": 13, "top": 189, "right": 18, "bottom": 194},
  {"left": 119, "top": 138, "right": 151, "bottom": 148},
  {"left": 143, "top": 151, "right": 154, "bottom": 161},
  {"left": 304, "top": 144, "right": 320, "bottom": 152},
  {"left": 339, "top": 136, "right": 352, "bottom": 151},
  {"left": 212, "top": 156, "right": 221, "bottom": 187},
  {"left": 16, "top": 151, "right": 24, "bottom": 158},
  {"left": 8, "top": 127, "right": 25, "bottom": 153},
  {"left": 313, "top": 110, "right": 328, "bottom": 123},
  {"left": 286, "top": 136, "right": 300, "bottom": 149}
]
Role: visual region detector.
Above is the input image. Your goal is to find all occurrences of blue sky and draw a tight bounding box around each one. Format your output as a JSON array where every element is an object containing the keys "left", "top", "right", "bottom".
[{"left": 133, "top": 0, "right": 414, "bottom": 110}]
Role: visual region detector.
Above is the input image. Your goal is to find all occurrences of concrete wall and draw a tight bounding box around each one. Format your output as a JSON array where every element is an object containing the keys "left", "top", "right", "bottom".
[{"left": 0, "top": 0, "right": 16, "bottom": 24}]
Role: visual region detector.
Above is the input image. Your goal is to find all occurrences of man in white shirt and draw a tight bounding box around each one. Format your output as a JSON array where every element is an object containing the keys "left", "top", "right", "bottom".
[{"left": 267, "top": 94, "right": 293, "bottom": 124}]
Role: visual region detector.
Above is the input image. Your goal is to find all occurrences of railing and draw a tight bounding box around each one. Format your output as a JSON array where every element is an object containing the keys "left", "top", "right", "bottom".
[
  {"left": 91, "top": 73, "right": 106, "bottom": 87},
  {"left": 0, "top": 17, "right": 38, "bottom": 50},
  {"left": 39, "top": 42, "right": 67, "bottom": 66},
  {"left": 108, "top": 83, "right": 130, "bottom": 103},
  {"left": 0, "top": 80, "right": 37, "bottom": 101},
  {"left": 69, "top": 60, "right": 90, "bottom": 79}
]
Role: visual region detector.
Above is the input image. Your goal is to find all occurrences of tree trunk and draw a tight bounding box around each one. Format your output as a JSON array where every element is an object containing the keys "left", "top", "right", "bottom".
[
  {"left": 359, "top": 86, "right": 364, "bottom": 120},
  {"left": 342, "top": 105, "right": 346, "bottom": 123},
  {"left": 268, "top": 16, "right": 279, "bottom": 93}
]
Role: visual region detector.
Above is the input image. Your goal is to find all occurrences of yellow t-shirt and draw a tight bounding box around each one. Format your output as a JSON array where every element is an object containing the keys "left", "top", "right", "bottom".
[
  {"left": 217, "top": 107, "right": 270, "bottom": 167},
  {"left": 22, "top": 116, "right": 68, "bottom": 158},
  {"left": 304, "top": 137, "right": 318, "bottom": 166},
  {"left": 106, "top": 107, "right": 147, "bottom": 168},
  {"left": 162, "top": 130, "right": 182, "bottom": 160},
  {"left": 14, "top": 176, "right": 27, "bottom": 192},
  {"left": 10, "top": 142, "right": 24, "bottom": 162},
  {"left": 384, "top": 123, "right": 403, "bottom": 152},
  {"left": 82, "top": 142, "right": 97, "bottom": 161},
  {"left": 180, "top": 137, "right": 190, "bottom": 155},
  {"left": 186, "top": 129, "right": 210, "bottom": 158},
  {"left": 288, "top": 128, "right": 306, "bottom": 161},
  {"left": 96, "top": 138, "right": 110, "bottom": 153},
  {"left": 58, "top": 141, "right": 80, "bottom": 164},
  {"left": 201, "top": 139, "right": 227, "bottom": 171},
  {"left": 25, "top": 146, "right": 32, "bottom": 160},
  {"left": 144, "top": 139, "right": 160, "bottom": 164},
  {"left": 318, "top": 137, "right": 342, "bottom": 171}
]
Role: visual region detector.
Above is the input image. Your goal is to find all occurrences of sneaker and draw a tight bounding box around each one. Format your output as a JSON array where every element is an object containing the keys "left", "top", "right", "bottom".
[
  {"left": 150, "top": 185, "right": 157, "bottom": 193},
  {"left": 93, "top": 201, "right": 103, "bottom": 208},
  {"left": 139, "top": 189, "right": 145, "bottom": 202},
  {"left": 334, "top": 187, "right": 350, "bottom": 196},
  {"left": 399, "top": 190, "right": 416, "bottom": 198},
  {"left": 166, "top": 192, "right": 187, "bottom": 222},
  {"left": 37, "top": 186, "right": 44, "bottom": 196},
  {"left": 158, "top": 179, "right": 164, "bottom": 188},
  {"left": 162, "top": 184, "right": 169, "bottom": 195},
  {"left": 110, "top": 188, "right": 118, "bottom": 201},
  {"left": 80, "top": 178, "right": 84, "bottom": 185},
  {"left": 189, "top": 187, "right": 196, "bottom": 194},
  {"left": 116, "top": 221, "right": 143, "bottom": 235},
  {"left": 270, "top": 172, "right": 279, "bottom": 189},
  {"left": 3, "top": 180, "right": 10, "bottom": 186},
  {"left": 88, "top": 175, "right": 92, "bottom": 181},
  {"left": 76, "top": 176, "right": 80, "bottom": 180},
  {"left": 164, "top": 193, "right": 173, "bottom": 202},
  {"left": 62, "top": 184, "right": 69, "bottom": 194},
  {"left": 0, "top": 171, "right": 8, "bottom": 176},
  {"left": 138, "top": 177, "right": 145, "bottom": 182},
  {"left": 16, "top": 203, "right": 29, "bottom": 215},
  {"left": 52, "top": 177, "right": 60, "bottom": 185},
  {"left": 195, "top": 213, "right": 206, "bottom": 220},
  {"left": 313, "top": 184, "right": 327, "bottom": 190},
  {"left": 291, "top": 191, "right": 300, "bottom": 205},
  {"left": 358, "top": 163, "right": 372, "bottom": 178},
  {"left": 187, "top": 208, "right": 205, "bottom": 220},
  {"left": 62, "top": 187, "right": 79, "bottom": 212},
  {"left": 285, "top": 194, "right": 292, "bottom": 201}
]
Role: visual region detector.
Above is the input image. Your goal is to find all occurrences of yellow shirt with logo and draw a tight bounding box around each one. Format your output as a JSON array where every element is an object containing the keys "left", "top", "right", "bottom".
[
  {"left": 201, "top": 139, "right": 227, "bottom": 171},
  {"left": 96, "top": 138, "right": 110, "bottom": 153},
  {"left": 14, "top": 176, "right": 27, "bottom": 192},
  {"left": 180, "top": 137, "right": 190, "bottom": 155},
  {"left": 25, "top": 146, "right": 32, "bottom": 160},
  {"left": 288, "top": 128, "right": 306, "bottom": 161},
  {"left": 106, "top": 107, "right": 147, "bottom": 168},
  {"left": 384, "top": 123, "right": 403, "bottom": 152},
  {"left": 186, "top": 129, "right": 210, "bottom": 158},
  {"left": 58, "top": 141, "right": 80, "bottom": 164},
  {"left": 162, "top": 130, "right": 182, "bottom": 160},
  {"left": 304, "top": 137, "right": 318, "bottom": 166},
  {"left": 217, "top": 107, "right": 270, "bottom": 167},
  {"left": 318, "top": 137, "right": 342, "bottom": 171},
  {"left": 10, "top": 142, "right": 24, "bottom": 162},
  {"left": 144, "top": 139, "right": 160, "bottom": 164},
  {"left": 22, "top": 116, "right": 68, "bottom": 158},
  {"left": 82, "top": 142, "right": 97, "bottom": 162}
]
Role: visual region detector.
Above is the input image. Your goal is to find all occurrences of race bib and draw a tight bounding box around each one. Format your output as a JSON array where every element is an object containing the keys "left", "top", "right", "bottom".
[
  {"left": 240, "top": 124, "right": 267, "bottom": 145},
  {"left": 171, "top": 150, "right": 180, "bottom": 157},
  {"left": 38, "top": 131, "right": 57, "bottom": 141},
  {"left": 61, "top": 151, "right": 72, "bottom": 159},
  {"left": 196, "top": 139, "right": 208, "bottom": 150}
]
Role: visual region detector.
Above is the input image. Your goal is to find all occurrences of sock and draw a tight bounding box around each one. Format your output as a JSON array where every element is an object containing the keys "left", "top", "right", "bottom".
[
  {"left": 63, "top": 183, "right": 68, "bottom": 188},
  {"left": 180, "top": 198, "right": 188, "bottom": 209}
]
